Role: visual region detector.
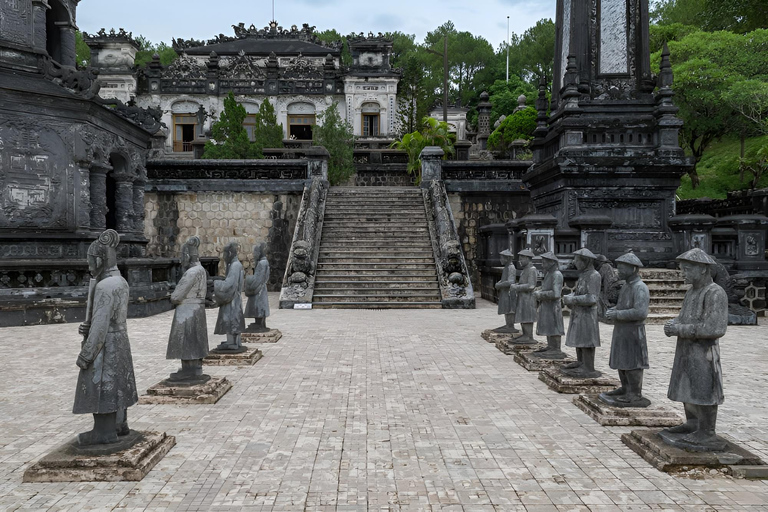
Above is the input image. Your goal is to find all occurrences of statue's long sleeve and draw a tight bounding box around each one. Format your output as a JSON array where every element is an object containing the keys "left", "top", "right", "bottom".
[{"left": 79, "top": 286, "right": 112, "bottom": 364}]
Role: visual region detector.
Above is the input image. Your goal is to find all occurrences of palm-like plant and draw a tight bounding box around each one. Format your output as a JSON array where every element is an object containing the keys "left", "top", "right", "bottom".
[{"left": 391, "top": 117, "right": 455, "bottom": 184}]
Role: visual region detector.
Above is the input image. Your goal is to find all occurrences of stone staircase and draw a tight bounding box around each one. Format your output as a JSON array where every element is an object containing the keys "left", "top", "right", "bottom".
[
  {"left": 312, "top": 187, "right": 442, "bottom": 309},
  {"left": 641, "top": 268, "right": 688, "bottom": 324}
]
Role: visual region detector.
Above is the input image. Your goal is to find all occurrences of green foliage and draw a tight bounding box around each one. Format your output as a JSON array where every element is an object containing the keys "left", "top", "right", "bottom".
[
  {"left": 75, "top": 31, "right": 91, "bottom": 67},
  {"left": 738, "top": 143, "right": 768, "bottom": 190},
  {"left": 487, "top": 107, "right": 537, "bottom": 154},
  {"left": 315, "top": 29, "right": 352, "bottom": 67},
  {"left": 487, "top": 78, "right": 537, "bottom": 126},
  {"left": 505, "top": 19, "right": 556, "bottom": 83},
  {"left": 391, "top": 117, "right": 455, "bottom": 184},
  {"left": 649, "top": 23, "right": 699, "bottom": 53},
  {"left": 651, "top": 0, "right": 768, "bottom": 33},
  {"left": 134, "top": 36, "right": 178, "bottom": 67},
  {"left": 202, "top": 92, "right": 260, "bottom": 159},
  {"left": 723, "top": 79, "right": 768, "bottom": 137},
  {"left": 313, "top": 103, "right": 355, "bottom": 186},
  {"left": 251, "top": 100, "right": 284, "bottom": 155}
]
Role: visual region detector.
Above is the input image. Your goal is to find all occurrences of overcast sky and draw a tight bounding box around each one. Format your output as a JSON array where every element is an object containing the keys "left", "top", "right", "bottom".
[{"left": 76, "top": 0, "right": 556, "bottom": 50}]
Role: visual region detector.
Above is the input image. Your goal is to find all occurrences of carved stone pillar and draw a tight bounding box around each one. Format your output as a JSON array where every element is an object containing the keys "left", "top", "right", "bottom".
[
  {"left": 31, "top": 0, "right": 50, "bottom": 53},
  {"left": 132, "top": 179, "right": 146, "bottom": 233},
  {"left": 476, "top": 91, "right": 492, "bottom": 150},
  {"left": 305, "top": 146, "right": 330, "bottom": 180},
  {"left": 419, "top": 146, "right": 444, "bottom": 185},
  {"left": 89, "top": 163, "right": 111, "bottom": 230},
  {"left": 76, "top": 163, "right": 91, "bottom": 230},
  {"left": 54, "top": 21, "right": 77, "bottom": 67},
  {"left": 113, "top": 174, "right": 135, "bottom": 233}
]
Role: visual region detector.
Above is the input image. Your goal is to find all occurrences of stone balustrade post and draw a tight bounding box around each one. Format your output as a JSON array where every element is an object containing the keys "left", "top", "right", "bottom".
[
  {"left": 305, "top": 146, "right": 330, "bottom": 181},
  {"left": 668, "top": 214, "right": 717, "bottom": 255},
  {"left": 717, "top": 215, "right": 768, "bottom": 271},
  {"left": 569, "top": 215, "right": 613, "bottom": 258},
  {"left": 89, "top": 163, "right": 111, "bottom": 230},
  {"left": 419, "top": 146, "right": 444, "bottom": 186}
]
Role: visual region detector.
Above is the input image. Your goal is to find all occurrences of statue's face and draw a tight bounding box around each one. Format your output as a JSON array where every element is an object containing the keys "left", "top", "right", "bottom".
[
  {"left": 519, "top": 255, "right": 531, "bottom": 267},
  {"left": 681, "top": 261, "right": 707, "bottom": 285},
  {"left": 574, "top": 255, "right": 588, "bottom": 271},
  {"left": 543, "top": 258, "right": 556, "bottom": 271},
  {"left": 617, "top": 262, "right": 636, "bottom": 281},
  {"left": 87, "top": 253, "right": 105, "bottom": 279}
]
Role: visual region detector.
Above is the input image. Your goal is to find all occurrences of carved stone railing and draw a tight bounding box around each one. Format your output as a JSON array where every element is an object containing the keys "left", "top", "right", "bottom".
[
  {"left": 421, "top": 173, "right": 476, "bottom": 309},
  {"left": 278, "top": 177, "right": 329, "bottom": 308}
]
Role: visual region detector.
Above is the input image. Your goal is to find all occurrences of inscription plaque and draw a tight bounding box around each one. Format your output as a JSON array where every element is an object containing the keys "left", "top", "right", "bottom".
[{"left": 600, "top": 0, "right": 629, "bottom": 75}]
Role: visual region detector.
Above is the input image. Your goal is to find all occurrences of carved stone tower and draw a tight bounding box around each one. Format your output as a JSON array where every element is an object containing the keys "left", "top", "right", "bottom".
[{"left": 524, "top": 0, "right": 693, "bottom": 265}]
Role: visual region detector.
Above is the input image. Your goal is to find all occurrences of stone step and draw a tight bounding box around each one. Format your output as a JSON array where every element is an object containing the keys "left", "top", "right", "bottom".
[
  {"left": 317, "top": 271, "right": 438, "bottom": 279},
  {"left": 648, "top": 305, "right": 683, "bottom": 314},
  {"left": 646, "top": 313, "right": 678, "bottom": 324},
  {"left": 320, "top": 242, "right": 433, "bottom": 250},
  {"left": 325, "top": 199, "right": 424, "bottom": 205},
  {"left": 318, "top": 257, "right": 435, "bottom": 265},
  {"left": 328, "top": 188, "right": 422, "bottom": 195},
  {"left": 324, "top": 212, "right": 427, "bottom": 218},
  {"left": 312, "top": 301, "right": 443, "bottom": 309},
  {"left": 322, "top": 229, "right": 429, "bottom": 236},
  {"left": 319, "top": 250, "right": 434, "bottom": 257},
  {"left": 313, "top": 286, "right": 441, "bottom": 296},
  {"left": 641, "top": 269, "right": 684, "bottom": 280},
  {"left": 313, "top": 293, "right": 442, "bottom": 302},
  {"left": 314, "top": 280, "right": 440, "bottom": 289},
  {"left": 321, "top": 233, "right": 429, "bottom": 240},
  {"left": 322, "top": 221, "right": 425, "bottom": 228},
  {"left": 649, "top": 295, "right": 686, "bottom": 303},
  {"left": 317, "top": 262, "right": 436, "bottom": 270}
]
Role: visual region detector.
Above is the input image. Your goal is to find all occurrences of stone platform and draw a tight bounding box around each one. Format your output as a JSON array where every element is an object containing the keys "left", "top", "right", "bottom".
[
  {"left": 139, "top": 376, "right": 232, "bottom": 405},
  {"left": 513, "top": 350, "right": 575, "bottom": 371},
  {"left": 622, "top": 429, "right": 765, "bottom": 474},
  {"left": 538, "top": 366, "right": 620, "bottom": 394},
  {"left": 241, "top": 328, "right": 282, "bottom": 343},
  {"left": 23, "top": 431, "right": 176, "bottom": 482},
  {"left": 203, "top": 346, "right": 263, "bottom": 366},
  {"left": 482, "top": 331, "right": 543, "bottom": 355},
  {"left": 573, "top": 394, "right": 682, "bottom": 427}
]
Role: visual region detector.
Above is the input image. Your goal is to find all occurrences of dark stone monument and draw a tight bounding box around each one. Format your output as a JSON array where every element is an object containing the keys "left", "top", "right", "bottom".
[{"left": 242, "top": 242, "right": 282, "bottom": 343}]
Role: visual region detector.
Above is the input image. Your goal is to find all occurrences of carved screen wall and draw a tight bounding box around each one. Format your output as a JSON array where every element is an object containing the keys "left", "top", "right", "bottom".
[{"left": 599, "top": 0, "right": 629, "bottom": 75}]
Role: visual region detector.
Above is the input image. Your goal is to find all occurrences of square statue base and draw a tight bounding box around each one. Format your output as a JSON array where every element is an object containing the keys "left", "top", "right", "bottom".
[
  {"left": 622, "top": 429, "right": 765, "bottom": 474},
  {"left": 485, "top": 332, "right": 543, "bottom": 355},
  {"left": 538, "top": 367, "right": 620, "bottom": 394},
  {"left": 241, "top": 329, "right": 282, "bottom": 343},
  {"left": 23, "top": 431, "right": 176, "bottom": 482},
  {"left": 573, "top": 394, "right": 683, "bottom": 427},
  {"left": 204, "top": 347, "right": 263, "bottom": 366},
  {"left": 139, "top": 376, "right": 232, "bottom": 405},
  {"left": 481, "top": 329, "right": 504, "bottom": 343},
  {"left": 514, "top": 351, "right": 576, "bottom": 371}
]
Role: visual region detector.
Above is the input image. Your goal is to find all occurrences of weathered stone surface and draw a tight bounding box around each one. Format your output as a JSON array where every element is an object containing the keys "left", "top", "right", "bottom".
[
  {"left": 241, "top": 329, "right": 282, "bottom": 343},
  {"left": 203, "top": 346, "right": 263, "bottom": 366},
  {"left": 23, "top": 431, "right": 175, "bottom": 482},
  {"left": 496, "top": 337, "right": 545, "bottom": 355},
  {"left": 573, "top": 394, "right": 682, "bottom": 427},
  {"left": 622, "top": 429, "right": 764, "bottom": 474},
  {"left": 139, "top": 376, "right": 232, "bottom": 405},
  {"left": 513, "top": 351, "right": 576, "bottom": 371},
  {"left": 538, "top": 366, "right": 620, "bottom": 394}
]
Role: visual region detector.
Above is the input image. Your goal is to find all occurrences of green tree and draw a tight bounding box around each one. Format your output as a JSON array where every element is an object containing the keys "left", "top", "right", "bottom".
[
  {"left": 651, "top": 0, "right": 768, "bottom": 33},
  {"left": 487, "top": 106, "right": 537, "bottom": 156},
  {"left": 506, "top": 19, "right": 556, "bottom": 83},
  {"left": 251, "top": 100, "right": 284, "bottom": 155},
  {"left": 738, "top": 144, "right": 768, "bottom": 190},
  {"left": 134, "top": 36, "right": 178, "bottom": 67},
  {"left": 75, "top": 31, "right": 91, "bottom": 67},
  {"left": 202, "top": 92, "right": 260, "bottom": 159},
  {"left": 390, "top": 32, "right": 433, "bottom": 136},
  {"left": 315, "top": 29, "right": 351, "bottom": 67},
  {"left": 314, "top": 103, "right": 355, "bottom": 185},
  {"left": 487, "top": 78, "right": 537, "bottom": 126},
  {"left": 391, "top": 117, "right": 455, "bottom": 184}
]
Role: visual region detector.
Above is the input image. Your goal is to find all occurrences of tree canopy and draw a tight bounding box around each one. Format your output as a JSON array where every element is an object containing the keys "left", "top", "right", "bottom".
[
  {"left": 314, "top": 104, "right": 355, "bottom": 186},
  {"left": 202, "top": 92, "right": 260, "bottom": 159}
]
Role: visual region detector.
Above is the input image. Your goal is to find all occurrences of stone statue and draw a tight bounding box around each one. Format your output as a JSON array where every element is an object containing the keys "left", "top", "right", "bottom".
[
  {"left": 510, "top": 249, "right": 537, "bottom": 343},
  {"left": 74, "top": 229, "right": 138, "bottom": 446},
  {"left": 599, "top": 252, "right": 651, "bottom": 407},
  {"left": 244, "top": 242, "right": 271, "bottom": 332},
  {"left": 166, "top": 236, "right": 209, "bottom": 381},
  {"left": 661, "top": 248, "right": 729, "bottom": 451},
  {"left": 531, "top": 252, "right": 566, "bottom": 358},
  {"left": 213, "top": 241, "right": 245, "bottom": 351},
  {"left": 596, "top": 254, "right": 623, "bottom": 321},
  {"left": 561, "top": 248, "right": 602, "bottom": 378},
  {"left": 492, "top": 249, "right": 518, "bottom": 333}
]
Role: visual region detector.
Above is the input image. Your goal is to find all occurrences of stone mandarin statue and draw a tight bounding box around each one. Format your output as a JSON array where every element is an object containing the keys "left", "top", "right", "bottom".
[
  {"left": 166, "top": 236, "right": 209, "bottom": 380},
  {"left": 510, "top": 248, "right": 537, "bottom": 343},
  {"left": 74, "top": 229, "right": 139, "bottom": 446},
  {"left": 531, "top": 252, "right": 566, "bottom": 359},
  {"left": 661, "top": 248, "right": 729, "bottom": 451},
  {"left": 213, "top": 241, "right": 246, "bottom": 351},
  {"left": 599, "top": 252, "right": 651, "bottom": 407},
  {"left": 244, "top": 242, "right": 271, "bottom": 333},
  {"left": 561, "top": 248, "right": 602, "bottom": 378},
  {"left": 493, "top": 249, "right": 518, "bottom": 333}
]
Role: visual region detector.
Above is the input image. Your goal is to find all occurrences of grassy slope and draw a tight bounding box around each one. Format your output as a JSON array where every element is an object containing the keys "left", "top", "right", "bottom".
[{"left": 677, "top": 134, "right": 768, "bottom": 199}]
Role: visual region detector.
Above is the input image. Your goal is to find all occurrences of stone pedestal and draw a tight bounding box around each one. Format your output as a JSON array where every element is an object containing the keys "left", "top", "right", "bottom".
[
  {"left": 23, "top": 431, "right": 175, "bottom": 482},
  {"left": 514, "top": 351, "right": 576, "bottom": 371},
  {"left": 622, "top": 429, "right": 765, "bottom": 474},
  {"left": 573, "top": 394, "right": 682, "bottom": 427},
  {"left": 241, "top": 329, "right": 282, "bottom": 343},
  {"left": 483, "top": 330, "right": 544, "bottom": 355},
  {"left": 139, "top": 376, "right": 232, "bottom": 405},
  {"left": 538, "top": 367, "right": 619, "bottom": 394},
  {"left": 203, "top": 346, "right": 263, "bottom": 366}
]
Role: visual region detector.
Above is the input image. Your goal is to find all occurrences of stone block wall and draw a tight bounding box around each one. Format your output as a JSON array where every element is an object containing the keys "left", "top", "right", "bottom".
[{"left": 144, "top": 192, "right": 300, "bottom": 290}]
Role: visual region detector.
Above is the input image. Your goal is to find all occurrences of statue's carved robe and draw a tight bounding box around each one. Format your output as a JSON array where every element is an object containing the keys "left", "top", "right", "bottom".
[
  {"left": 73, "top": 268, "right": 138, "bottom": 415},
  {"left": 608, "top": 275, "right": 650, "bottom": 370},
  {"left": 536, "top": 269, "right": 564, "bottom": 336},
  {"left": 565, "top": 268, "right": 601, "bottom": 348},
  {"left": 495, "top": 262, "right": 516, "bottom": 315},
  {"left": 167, "top": 262, "right": 209, "bottom": 360},
  {"left": 667, "top": 281, "right": 728, "bottom": 406},
  {"left": 244, "top": 257, "right": 270, "bottom": 319},
  {"left": 514, "top": 263, "right": 537, "bottom": 323},
  {"left": 214, "top": 259, "right": 245, "bottom": 335}
]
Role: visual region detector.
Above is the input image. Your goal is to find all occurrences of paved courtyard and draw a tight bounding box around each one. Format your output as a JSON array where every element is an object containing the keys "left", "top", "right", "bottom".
[{"left": 1, "top": 294, "right": 767, "bottom": 511}]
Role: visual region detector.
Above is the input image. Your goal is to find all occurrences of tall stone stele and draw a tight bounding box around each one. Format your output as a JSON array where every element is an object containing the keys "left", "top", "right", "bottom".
[
  {"left": 213, "top": 241, "right": 246, "bottom": 351},
  {"left": 74, "top": 230, "right": 139, "bottom": 446},
  {"left": 244, "top": 242, "right": 271, "bottom": 333},
  {"left": 599, "top": 252, "right": 651, "bottom": 407},
  {"left": 525, "top": 0, "right": 693, "bottom": 265},
  {"left": 660, "top": 248, "right": 729, "bottom": 452},
  {"left": 166, "top": 236, "right": 209, "bottom": 381}
]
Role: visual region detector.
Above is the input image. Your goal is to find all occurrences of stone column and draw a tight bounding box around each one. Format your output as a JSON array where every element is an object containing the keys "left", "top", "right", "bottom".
[
  {"left": 305, "top": 146, "right": 330, "bottom": 180},
  {"left": 31, "top": 0, "right": 50, "bottom": 53},
  {"left": 113, "top": 174, "right": 135, "bottom": 233},
  {"left": 132, "top": 179, "right": 147, "bottom": 233},
  {"left": 54, "top": 21, "right": 77, "bottom": 67},
  {"left": 89, "top": 163, "right": 111, "bottom": 230},
  {"left": 76, "top": 162, "right": 92, "bottom": 230},
  {"left": 419, "top": 146, "right": 444, "bottom": 186}
]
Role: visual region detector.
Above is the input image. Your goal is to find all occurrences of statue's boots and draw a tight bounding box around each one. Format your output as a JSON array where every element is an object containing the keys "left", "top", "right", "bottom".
[
  {"left": 514, "top": 323, "right": 536, "bottom": 343},
  {"left": 493, "top": 314, "right": 519, "bottom": 334},
  {"left": 615, "top": 370, "right": 644, "bottom": 403},
  {"left": 562, "top": 348, "right": 583, "bottom": 370},
  {"left": 665, "top": 403, "right": 698, "bottom": 434},
  {"left": 531, "top": 336, "right": 567, "bottom": 359},
  {"left": 116, "top": 408, "right": 130, "bottom": 436},
  {"left": 564, "top": 348, "right": 601, "bottom": 378},
  {"left": 680, "top": 405, "right": 727, "bottom": 451},
  {"left": 170, "top": 359, "right": 204, "bottom": 381},
  {"left": 246, "top": 317, "right": 270, "bottom": 333},
  {"left": 603, "top": 370, "right": 628, "bottom": 396},
  {"left": 216, "top": 334, "right": 242, "bottom": 351},
  {"left": 78, "top": 412, "right": 118, "bottom": 446}
]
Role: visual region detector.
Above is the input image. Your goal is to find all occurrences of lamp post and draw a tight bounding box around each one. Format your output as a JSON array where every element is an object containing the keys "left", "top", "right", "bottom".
[{"left": 506, "top": 16, "right": 510, "bottom": 83}]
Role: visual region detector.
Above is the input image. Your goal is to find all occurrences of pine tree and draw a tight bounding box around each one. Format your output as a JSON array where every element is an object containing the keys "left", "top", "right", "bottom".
[{"left": 202, "top": 92, "right": 259, "bottom": 159}]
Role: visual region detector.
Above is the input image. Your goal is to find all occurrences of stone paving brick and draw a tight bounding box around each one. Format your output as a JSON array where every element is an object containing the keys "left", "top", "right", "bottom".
[{"left": 1, "top": 294, "right": 767, "bottom": 511}]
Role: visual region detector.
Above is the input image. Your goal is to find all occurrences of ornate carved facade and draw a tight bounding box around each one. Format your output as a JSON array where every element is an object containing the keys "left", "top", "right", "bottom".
[{"left": 88, "top": 21, "right": 401, "bottom": 156}]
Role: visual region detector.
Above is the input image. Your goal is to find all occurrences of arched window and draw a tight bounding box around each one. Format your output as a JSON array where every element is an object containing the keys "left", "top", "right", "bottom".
[
  {"left": 361, "top": 102, "right": 381, "bottom": 137},
  {"left": 287, "top": 102, "right": 315, "bottom": 140},
  {"left": 171, "top": 101, "right": 200, "bottom": 152}
]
